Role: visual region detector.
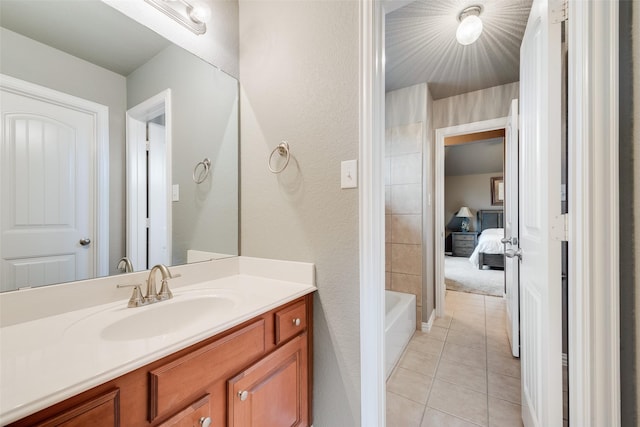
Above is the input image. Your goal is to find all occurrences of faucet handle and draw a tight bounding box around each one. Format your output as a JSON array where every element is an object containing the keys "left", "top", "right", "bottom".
[
  {"left": 169, "top": 273, "right": 182, "bottom": 279},
  {"left": 157, "top": 279, "right": 173, "bottom": 301},
  {"left": 117, "top": 283, "right": 146, "bottom": 307}
]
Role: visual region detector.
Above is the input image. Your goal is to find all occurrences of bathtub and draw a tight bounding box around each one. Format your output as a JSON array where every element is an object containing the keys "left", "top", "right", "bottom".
[{"left": 385, "top": 290, "right": 416, "bottom": 378}]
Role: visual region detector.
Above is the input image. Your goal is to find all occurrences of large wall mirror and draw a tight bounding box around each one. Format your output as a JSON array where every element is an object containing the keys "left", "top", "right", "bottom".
[{"left": 0, "top": 0, "right": 239, "bottom": 292}]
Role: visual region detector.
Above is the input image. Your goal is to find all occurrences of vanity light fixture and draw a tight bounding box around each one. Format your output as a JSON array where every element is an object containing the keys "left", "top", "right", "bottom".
[
  {"left": 456, "top": 5, "right": 483, "bottom": 46},
  {"left": 144, "top": 0, "right": 209, "bottom": 35}
]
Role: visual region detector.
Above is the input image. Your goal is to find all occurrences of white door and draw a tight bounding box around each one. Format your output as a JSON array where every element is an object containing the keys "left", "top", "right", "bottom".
[
  {"left": 147, "top": 121, "right": 169, "bottom": 266},
  {"left": 504, "top": 99, "right": 520, "bottom": 358},
  {"left": 519, "top": 0, "right": 563, "bottom": 425},
  {"left": 0, "top": 89, "right": 95, "bottom": 291}
]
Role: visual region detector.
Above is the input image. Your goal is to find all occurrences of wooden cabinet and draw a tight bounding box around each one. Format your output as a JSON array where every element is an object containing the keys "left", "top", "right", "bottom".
[
  {"left": 451, "top": 232, "right": 479, "bottom": 257},
  {"left": 228, "top": 335, "right": 308, "bottom": 427},
  {"left": 35, "top": 389, "right": 120, "bottom": 427},
  {"left": 10, "top": 295, "right": 313, "bottom": 427}
]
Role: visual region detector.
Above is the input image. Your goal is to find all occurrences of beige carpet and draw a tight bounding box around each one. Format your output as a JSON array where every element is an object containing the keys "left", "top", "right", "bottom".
[{"left": 444, "top": 255, "right": 504, "bottom": 297}]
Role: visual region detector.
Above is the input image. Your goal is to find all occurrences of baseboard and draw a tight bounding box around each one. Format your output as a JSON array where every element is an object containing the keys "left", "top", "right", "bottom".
[{"left": 421, "top": 310, "right": 436, "bottom": 332}]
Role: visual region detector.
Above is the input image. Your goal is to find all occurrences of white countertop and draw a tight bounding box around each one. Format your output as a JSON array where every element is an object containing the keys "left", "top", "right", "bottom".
[{"left": 0, "top": 257, "right": 316, "bottom": 424}]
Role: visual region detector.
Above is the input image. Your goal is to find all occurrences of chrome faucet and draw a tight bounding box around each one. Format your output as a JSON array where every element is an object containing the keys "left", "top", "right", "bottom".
[
  {"left": 116, "top": 257, "right": 134, "bottom": 273},
  {"left": 145, "top": 264, "right": 181, "bottom": 303},
  {"left": 117, "top": 264, "right": 181, "bottom": 308}
]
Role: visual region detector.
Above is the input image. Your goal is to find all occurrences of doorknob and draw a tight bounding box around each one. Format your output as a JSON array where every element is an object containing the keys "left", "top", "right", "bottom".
[
  {"left": 79, "top": 238, "right": 91, "bottom": 246},
  {"left": 505, "top": 248, "right": 522, "bottom": 260},
  {"left": 501, "top": 237, "right": 518, "bottom": 245}
]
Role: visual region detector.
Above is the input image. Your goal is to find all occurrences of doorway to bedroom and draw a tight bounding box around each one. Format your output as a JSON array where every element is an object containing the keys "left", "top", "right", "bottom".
[{"left": 444, "top": 131, "right": 505, "bottom": 298}]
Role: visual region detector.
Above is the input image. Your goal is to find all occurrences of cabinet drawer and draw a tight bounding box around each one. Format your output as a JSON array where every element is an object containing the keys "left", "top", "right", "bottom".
[
  {"left": 37, "top": 389, "right": 119, "bottom": 427},
  {"left": 454, "top": 241, "right": 475, "bottom": 249},
  {"left": 275, "top": 300, "right": 307, "bottom": 345},
  {"left": 149, "top": 320, "right": 266, "bottom": 421},
  {"left": 158, "top": 394, "right": 211, "bottom": 427},
  {"left": 455, "top": 235, "right": 475, "bottom": 242}
]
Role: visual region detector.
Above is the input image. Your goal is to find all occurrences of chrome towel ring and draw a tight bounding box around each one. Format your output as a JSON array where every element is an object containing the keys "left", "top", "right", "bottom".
[
  {"left": 268, "top": 141, "right": 290, "bottom": 174},
  {"left": 193, "top": 158, "right": 211, "bottom": 184}
]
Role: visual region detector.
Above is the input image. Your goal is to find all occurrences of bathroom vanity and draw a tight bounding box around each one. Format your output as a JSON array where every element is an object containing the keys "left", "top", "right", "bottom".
[{"left": 0, "top": 257, "right": 316, "bottom": 427}]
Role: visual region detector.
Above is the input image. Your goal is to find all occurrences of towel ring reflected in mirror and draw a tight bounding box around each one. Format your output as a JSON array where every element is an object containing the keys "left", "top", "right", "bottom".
[
  {"left": 268, "top": 141, "right": 291, "bottom": 174},
  {"left": 193, "top": 158, "right": 211, "bottom": 184}
]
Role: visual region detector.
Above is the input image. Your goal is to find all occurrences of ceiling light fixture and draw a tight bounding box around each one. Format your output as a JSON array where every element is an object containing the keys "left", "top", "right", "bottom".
[
  {"left": 144, "top": 0, "right": 209, "bottom": 35},
  {"left": 456, "top": 5, "right": 483, "bottom": 46}
]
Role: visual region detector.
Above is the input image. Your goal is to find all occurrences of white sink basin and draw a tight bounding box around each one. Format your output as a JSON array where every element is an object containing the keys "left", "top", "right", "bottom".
[
  {"left": 101, "top": 296, "right": 236, "bottom": 341},
  {"left": 64, "top": 289, "right": 241, "bottom": 342}
]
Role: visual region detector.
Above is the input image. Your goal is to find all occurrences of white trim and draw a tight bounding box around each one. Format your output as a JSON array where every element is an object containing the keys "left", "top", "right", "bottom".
[
  {"left": 126, "top": 90, "right": 172, "bottom": 271},
  {"left": 568, "top": 1, "right": 620, "bottom": 425},
  {"left": 434, "top": 117, "right": 508, "bottom": 317},
  {"left": 0, "top": 74, "right": 109, "bottom": 278},
  {"left": 359, "top": 0, "right": 386, "bottom": 425},
  {"left": 421, "top": 310, "right": 435, "bottom": 332}
]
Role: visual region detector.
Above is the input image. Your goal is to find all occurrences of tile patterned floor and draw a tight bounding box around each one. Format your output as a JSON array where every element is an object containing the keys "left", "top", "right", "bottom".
[{"left": 387, "top": 290, "right": 523, "bottom": 427}]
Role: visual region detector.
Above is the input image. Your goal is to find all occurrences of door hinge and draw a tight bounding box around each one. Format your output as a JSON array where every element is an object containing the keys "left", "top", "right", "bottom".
[
  {"left": 145, "top": 218, "right": 150, "bottom": 228},
  {"left": 551, "top": 214, "right": 569, "bottom": 241},
  {"left": 551, "top": 0, "right": 568, "bottom": 23},
  {"left": 145, "top": 141, "right": 150, "bottom": 151}
]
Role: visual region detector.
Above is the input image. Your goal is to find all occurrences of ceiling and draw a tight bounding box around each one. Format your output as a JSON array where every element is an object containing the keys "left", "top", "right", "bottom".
[
  {"left": 445, "top": 137, "right": 504, "bottom": 176},
  {"left": 385, "top": 0, "right": 533, "bottom": 99},
  {"left": 0, "top": 0, "right": 170, "bottom": 76}
]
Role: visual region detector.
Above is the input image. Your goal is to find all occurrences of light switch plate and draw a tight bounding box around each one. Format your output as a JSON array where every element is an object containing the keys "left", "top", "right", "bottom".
[
  {"left": 341, "top": 159, "right": 358, "bottom": 189},
  {"left": 172, "top": 184, "right": 180, "bottom": 201}
]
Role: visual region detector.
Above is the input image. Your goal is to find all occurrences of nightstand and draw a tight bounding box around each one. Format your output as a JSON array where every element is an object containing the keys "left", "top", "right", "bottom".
[{"left": 451, "top": 232, "right": 479, "bottom": 257}]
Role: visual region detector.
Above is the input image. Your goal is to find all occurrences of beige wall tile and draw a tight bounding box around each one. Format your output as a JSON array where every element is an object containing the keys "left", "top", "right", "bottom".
[
  {"left": 392, "top": 122, "right": 423, "bottom": 155},
  {"left": 391, "top": 184, "right": 422, "bottom": 214},
  {"left": 391, "top": 244, "right": 422, "bottom": 275},
  {"left": 386, "top": 243, "right": 392, "bottom": 271},
  {"left": 392, "top": 153, "right": 422, "bottom": 185},
  {"left": 385, "top": 156, "right": 392, "bottom": 186},
  {"left": 391, "top": 214, "right": 422, "bottom": 244},
  {"left": 386, "top": 215, "right": 392, "bottom": 243},
  {"left": 391, "top": 272, "right": 422, "bottom": 297},
  {"left": 416, "top": 305, "right": 422, "bottom": 328},
  {"left": 386, "top": 186, "right": 392, "bottom": 214},
  {"left": 385, "top": 272, "right": 391, "bottom": 290}
]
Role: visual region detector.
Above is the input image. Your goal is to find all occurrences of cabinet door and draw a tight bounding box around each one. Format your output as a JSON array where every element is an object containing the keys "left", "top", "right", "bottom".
[
  {"left": 158, "top": 395, "right": 211, "bottom": 427},
  {"left": 228, "top": 334, "right": 308, "bottom": 427}
]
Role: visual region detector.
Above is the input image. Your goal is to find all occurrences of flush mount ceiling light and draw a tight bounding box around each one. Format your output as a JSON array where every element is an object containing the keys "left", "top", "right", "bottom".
[
  {"left": 144, "top": 0, "right": 210, "bottom": 35},
  {"left": 456, "top": 5, "right": 483, "bottom": 46}
]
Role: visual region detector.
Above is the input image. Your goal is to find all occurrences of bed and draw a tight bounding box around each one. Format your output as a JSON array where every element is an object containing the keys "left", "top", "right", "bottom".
[{"left": 469, "top": 210, "right": 505, "bottom": 270}]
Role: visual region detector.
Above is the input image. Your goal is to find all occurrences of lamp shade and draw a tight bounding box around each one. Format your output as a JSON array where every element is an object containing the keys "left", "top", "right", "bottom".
[{"left": 456, "top": 206, "right": 473, "bottom": 218}]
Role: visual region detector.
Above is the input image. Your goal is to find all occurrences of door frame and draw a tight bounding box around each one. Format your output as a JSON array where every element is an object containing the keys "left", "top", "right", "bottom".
[
  {"left": 434, "top": 117, "right": 508, "bottom": 317},
  {"left": 126, "top": 89, "right": 172, "bottom": 271},
  {"left": 0, "top": 74, "right": 109, "bottom": 278},
  {"left": 358, "top": 1, "right": 621, "bottom": 426}
]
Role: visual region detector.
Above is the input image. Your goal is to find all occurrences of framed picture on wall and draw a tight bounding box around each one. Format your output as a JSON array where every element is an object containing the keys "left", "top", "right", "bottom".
[{"left": 491, "top": 176, "right": 504, "bottom": 206}]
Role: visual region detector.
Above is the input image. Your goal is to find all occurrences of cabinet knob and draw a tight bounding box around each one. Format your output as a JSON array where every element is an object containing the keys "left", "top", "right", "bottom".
[
  {"left": 199, "top": 417, "right": 212, "bottom": 427},
  {"left": 238, "top": 390, "right": 248, "bottom": 401},
  {"left": 292, "top": 318, "right": 301, "bottom": 327}
]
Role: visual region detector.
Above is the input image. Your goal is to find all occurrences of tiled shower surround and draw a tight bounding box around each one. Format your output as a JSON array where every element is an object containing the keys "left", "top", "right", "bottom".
[{"left": 386, "top": 121, "right": 424, "bottom": 327}]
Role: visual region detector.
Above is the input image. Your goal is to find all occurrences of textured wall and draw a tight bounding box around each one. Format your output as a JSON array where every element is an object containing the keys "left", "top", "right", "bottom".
[
  {"left": 126, "top": 44, "right": 239, "bottom": 265},
  {"left": 238, "top": 1, "right": 360, "bottom": 425},
  {"left": 0, "top": 27, "right": 127, "bottom": 276},
  {"left": 433, "top": 82, "right": 520, "bottom": 129},
  {"left": 445, "top": 173, "right": 504, "bottom": 233}
]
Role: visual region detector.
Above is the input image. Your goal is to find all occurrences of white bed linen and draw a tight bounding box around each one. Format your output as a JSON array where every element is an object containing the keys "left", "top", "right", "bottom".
[{"left": 469, "top": 228, "right": 504, "bottom": 267}]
